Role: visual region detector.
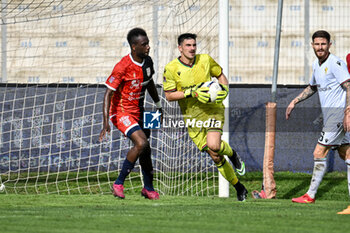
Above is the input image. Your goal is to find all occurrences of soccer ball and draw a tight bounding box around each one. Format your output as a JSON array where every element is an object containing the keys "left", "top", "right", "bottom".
[
  {"left": 0, "top": 184, "right": 5, "bottom": 192},
  {"left": 201, "top": 81, "right": 222, "bottom": 102}
]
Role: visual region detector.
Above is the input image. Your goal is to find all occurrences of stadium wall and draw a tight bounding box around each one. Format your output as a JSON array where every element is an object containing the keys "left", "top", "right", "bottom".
[
  {"left": 1, "top": 0, "right": 350, "bottom": 85},
  {"left": 0, "top": 85, "right": 346, "bottom": 173}
]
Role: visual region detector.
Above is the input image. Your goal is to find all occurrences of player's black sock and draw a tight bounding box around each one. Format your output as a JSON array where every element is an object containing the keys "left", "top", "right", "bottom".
[
  {"left": 229, "top": 150, "right": 242, "bottom": 170},
  {"left": 138, "top": 145, "right": 155, "bottom": 191},
  {"left": 115, "top": 159, "right": 135, "bottom": 185},
  {"left": 139, "top": 147, "right": 155, "bottom": 191},
  {"left": 142, "top": 169, "right": 154, "bottom": 191},
  {"left": 234, "top": 181, "right": 244, "bottom": 192}
]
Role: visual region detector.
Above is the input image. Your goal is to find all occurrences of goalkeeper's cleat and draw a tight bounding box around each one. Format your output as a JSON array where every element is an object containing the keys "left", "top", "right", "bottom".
[
  {"left": 251, "top": 189, "right": 267, "bottom": 199},
  {"left": 337, "top": 205, "right": 350, "bottom": 214},
  {"left": 292, "top": 193, "right": 315, "bottom": 204},
  {"left": 229, "top": 152, "right": 246, "bottom": 176},
  {"left": 235, "top": 182, "right": 248, "bottom": 202},
  {"left": 141, "top": 188, "right": 160, "bottom": 200},
  {"left": 112, "top": 184, "right": 125, "bottom": 199}
]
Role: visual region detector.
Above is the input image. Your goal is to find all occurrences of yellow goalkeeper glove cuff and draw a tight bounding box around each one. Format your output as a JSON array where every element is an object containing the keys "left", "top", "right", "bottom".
[
  {"left": 183, "top": 82, "right": 203, "bottom": 98},
  {"left": 184, "top": 88, "right": 194, "bottom": 98},
  {"left": 215, "top": 84, "right": 229, "bottom": 104}
]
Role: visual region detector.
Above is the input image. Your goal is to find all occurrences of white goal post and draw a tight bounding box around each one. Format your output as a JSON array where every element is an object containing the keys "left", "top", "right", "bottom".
[{"left": 218, "top": 0, "right": 229, "bottom": 197}]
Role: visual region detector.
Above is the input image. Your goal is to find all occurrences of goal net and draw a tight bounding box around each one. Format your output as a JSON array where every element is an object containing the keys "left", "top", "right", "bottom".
[
  {"left": 0, "top": 0, "right": 220, "bottom": 195},
  {"left": 0, "top": 83, "right": 218, "bottom": 195}
]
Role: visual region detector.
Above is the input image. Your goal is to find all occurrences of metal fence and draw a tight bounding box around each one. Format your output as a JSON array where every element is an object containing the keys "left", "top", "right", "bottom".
[{"left": 0, "top": 0, "right": 349, "bottom": 85}]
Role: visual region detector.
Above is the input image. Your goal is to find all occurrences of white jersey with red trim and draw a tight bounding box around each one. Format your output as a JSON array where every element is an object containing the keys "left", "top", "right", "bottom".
[{"left": 310, "top": 53, "right": 350, "bottom": 127}]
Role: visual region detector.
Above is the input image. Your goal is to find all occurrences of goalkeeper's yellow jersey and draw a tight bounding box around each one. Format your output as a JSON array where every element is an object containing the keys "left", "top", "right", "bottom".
[{"left": 163, "top": 54, "right": 225, "bottom": 133}]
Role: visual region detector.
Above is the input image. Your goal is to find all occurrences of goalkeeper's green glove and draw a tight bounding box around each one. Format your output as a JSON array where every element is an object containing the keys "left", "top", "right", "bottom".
[
  {"left": 215, "top": 84, "right": 229, "bottom": 104},
  {"left": 193, "top": 86, "right": 210, "bottom": 104},
  {"left": 183, "top": 83, "right": 210, "bottom": 104}
]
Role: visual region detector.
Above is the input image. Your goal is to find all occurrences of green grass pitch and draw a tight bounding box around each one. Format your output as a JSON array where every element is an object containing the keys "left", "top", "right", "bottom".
[{"left": 1, "top": 172, "right": 350, "bottom": 233}]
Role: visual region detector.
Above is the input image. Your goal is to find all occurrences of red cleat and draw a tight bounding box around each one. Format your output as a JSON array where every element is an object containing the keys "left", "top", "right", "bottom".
[
  {"left": 112, "top": 184, "right": 125, "bottom": 199},
  {"left": 252, "top": 189, "right": 267, "bottom": 199},
  {"left": 141, "top": 188, "right": 160, "bottom": 200},
  {"left": 292, "top": 193, "right": 315, "bottom": 204}
]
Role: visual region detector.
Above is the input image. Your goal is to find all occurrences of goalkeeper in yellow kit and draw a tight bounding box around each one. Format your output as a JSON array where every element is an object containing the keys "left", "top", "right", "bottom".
[{"left": 163, "top": 33, "right": 248, "bottom": 201}]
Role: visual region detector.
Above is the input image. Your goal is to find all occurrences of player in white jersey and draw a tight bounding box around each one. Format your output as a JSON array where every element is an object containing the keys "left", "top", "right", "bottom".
[
  {"left": 285, "top": 30, "right": 350, "bottom": 214},
  {"left": 310, "top": 53, "right": 350, "bottom": 146}
]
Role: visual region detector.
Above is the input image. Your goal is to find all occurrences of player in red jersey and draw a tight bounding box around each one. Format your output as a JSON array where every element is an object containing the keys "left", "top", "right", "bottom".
[{"left": 99, "top": 28, "right": 162, "bottom": 200}]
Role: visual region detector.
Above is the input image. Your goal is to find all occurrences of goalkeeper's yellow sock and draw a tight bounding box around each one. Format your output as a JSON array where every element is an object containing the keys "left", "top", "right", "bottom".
[
  {"left": 216, "top": 158, "right": 238, "bottom": 185},
  {"left": 218, "top": 140, "right": 233, "bottom": 157}
]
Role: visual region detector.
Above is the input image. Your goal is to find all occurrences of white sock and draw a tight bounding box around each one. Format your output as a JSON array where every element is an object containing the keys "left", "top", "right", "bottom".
[
  {"left": 307, "top": 158, "right": 327, "bottom": 199},
  {"left": 346, "top": 159, "right": 350, "bottom": 199}
]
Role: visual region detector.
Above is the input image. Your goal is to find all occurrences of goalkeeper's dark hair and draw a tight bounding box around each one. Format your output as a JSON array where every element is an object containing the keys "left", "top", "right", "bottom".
[
  {"left": 312, "top": 30, "right": 331, "bottom": 43},
  {"left": 127, "top": 28, "right": 148, "bottom": 46},
  {"left": 178, "top": 33, "right": 197, "bottom": 45}
]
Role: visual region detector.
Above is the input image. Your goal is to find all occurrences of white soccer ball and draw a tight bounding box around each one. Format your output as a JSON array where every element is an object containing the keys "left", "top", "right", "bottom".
[
  {"left": 202, "top": 81, "right": 222, "bottom": 103},
  {"left": 0, "top": 184, "right": 5, "bottom": 192}
]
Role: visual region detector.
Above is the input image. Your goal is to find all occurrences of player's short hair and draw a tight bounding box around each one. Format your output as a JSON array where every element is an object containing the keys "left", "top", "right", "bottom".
[
  {"left": 312, "top": 30, "right": 331, "bottom": 43},
  {"left": 178, "top": 33, "right": 197, "bottom": 45},
  {"left": 127, "top": 28, "right": 148, "bottom": 46}
]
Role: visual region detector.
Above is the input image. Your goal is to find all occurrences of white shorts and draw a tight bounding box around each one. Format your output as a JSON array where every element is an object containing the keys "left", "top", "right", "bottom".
[{"left": 318, "top": 123, "right": 350, "bottom": 146}]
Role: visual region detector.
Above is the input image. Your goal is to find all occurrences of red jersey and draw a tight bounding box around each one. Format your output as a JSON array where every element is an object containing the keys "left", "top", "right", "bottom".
[
  {"left": 346, "top": 53, "right": 350, "bottom": 73},
  {"left": 105, "top": 54, "right": 155, "bottom": 116}
]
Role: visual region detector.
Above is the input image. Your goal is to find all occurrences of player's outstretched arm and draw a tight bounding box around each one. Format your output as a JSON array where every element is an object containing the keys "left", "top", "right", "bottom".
[
  {"left": 285, "top": 85, "right": 317, "bottom": 120},
  {"left": 99, "top": 88, "right": 113, "bottom": 142},
  {"left": 342, "top": 81, "right": 350, "bottom": 131}
]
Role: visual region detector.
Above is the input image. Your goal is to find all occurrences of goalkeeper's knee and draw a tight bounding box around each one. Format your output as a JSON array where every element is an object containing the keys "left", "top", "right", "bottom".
[{"left": 207, "top": 143, "right": 220, "bottom": 153}]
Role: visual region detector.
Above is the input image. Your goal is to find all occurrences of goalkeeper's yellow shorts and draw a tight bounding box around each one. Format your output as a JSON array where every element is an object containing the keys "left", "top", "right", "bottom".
[{"left": 188, "top": 116, "right": 224, "bottom": 152}]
